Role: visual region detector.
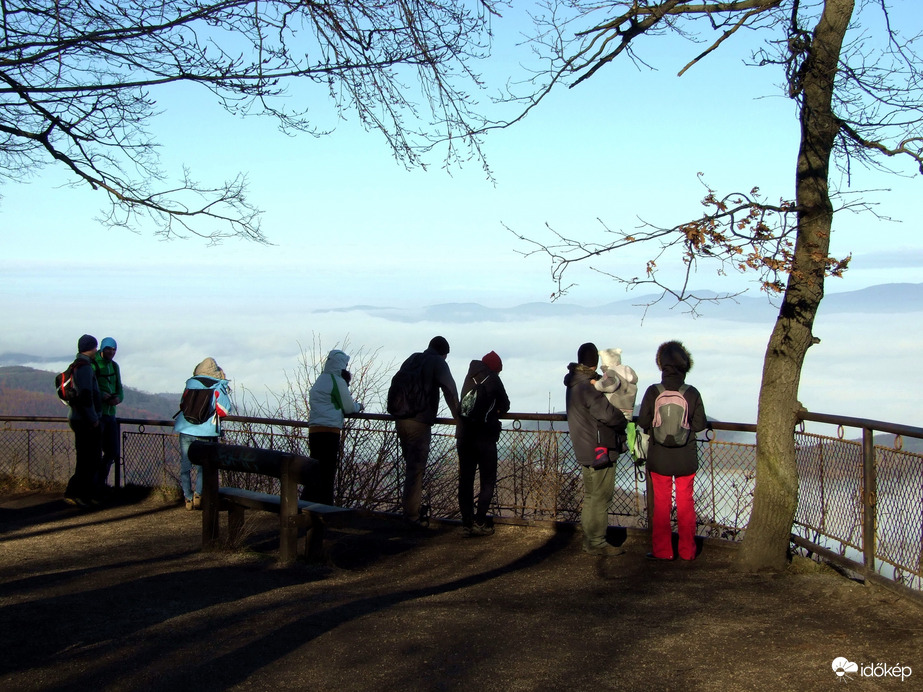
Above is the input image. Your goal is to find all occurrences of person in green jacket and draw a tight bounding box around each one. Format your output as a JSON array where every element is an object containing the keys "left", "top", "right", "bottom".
[{"left": 93, "top": 337, "right": 124, "bottom": 492}]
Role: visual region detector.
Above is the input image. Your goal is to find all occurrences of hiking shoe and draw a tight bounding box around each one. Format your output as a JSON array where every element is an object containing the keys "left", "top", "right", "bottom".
[
  {"left": 193, "top": 494, "right": 202, "bottom": 510},
  {"left": 185, "top": 499, "right": 194, "bottom": 511},
  {"left": 583, "top": 543, "right": 626, "bottom": 557},
  {"left": 471, "top": 522, "right": 495, "bottom": 537},
  {"left": 458, "top": 525, "right": 473, "bottom": 537},
  {"left": 645, "top": 552, "right": 675, "bottom": 561},
  {"left": 403, "top": 517, "right": 430, "bottom": 531}
]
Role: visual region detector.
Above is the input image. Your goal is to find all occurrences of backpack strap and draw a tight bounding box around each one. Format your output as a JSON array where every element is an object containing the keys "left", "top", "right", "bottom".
[{"left": 330, "top": 373, "right": 345, "bottom": 411}]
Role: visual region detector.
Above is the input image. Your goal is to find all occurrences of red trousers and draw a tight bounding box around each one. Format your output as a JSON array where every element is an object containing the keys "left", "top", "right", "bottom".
[{"left": 650, "top": 471, "right": 697, "bottom": 560}]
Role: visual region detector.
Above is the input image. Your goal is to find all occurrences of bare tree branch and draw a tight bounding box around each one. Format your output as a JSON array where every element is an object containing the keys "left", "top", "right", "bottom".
[{"left": 0, "top": 0, "right": 505, "bottom": 240}]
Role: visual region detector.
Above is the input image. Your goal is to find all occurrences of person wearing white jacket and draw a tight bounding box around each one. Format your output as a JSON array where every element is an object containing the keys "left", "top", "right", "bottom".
[{"left": 303, "top": 349, "right": 363, "bottom": 504}]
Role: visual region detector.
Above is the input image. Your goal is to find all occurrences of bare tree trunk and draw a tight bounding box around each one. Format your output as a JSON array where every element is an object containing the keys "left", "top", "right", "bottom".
[{"left": 736, "top": 0, "right": 854, "bottom": 572}]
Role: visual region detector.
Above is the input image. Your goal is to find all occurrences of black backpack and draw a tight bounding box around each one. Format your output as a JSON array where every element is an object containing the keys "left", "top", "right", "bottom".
[
  {"left": 54, "top": 359, "right": 88, "bottom": 405},
  {"left": 387, "top": 353, "right": 428, "bottom": 419},
  {"left": 176, "top": 377, "right": 220, "bottom": 426},
  {"left": 460, "top": 374, "right": 495, "bottom": 423}
]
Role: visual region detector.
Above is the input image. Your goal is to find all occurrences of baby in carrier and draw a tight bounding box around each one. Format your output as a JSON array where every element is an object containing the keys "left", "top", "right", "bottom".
[{"left": 593, "top": 347, "right": 639, "bottom": 420}]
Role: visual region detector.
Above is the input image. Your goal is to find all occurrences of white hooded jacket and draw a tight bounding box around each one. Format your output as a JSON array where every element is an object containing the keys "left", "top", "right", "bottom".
[{"left": 307, "top": 349, "right": 362, "bottom": 429}]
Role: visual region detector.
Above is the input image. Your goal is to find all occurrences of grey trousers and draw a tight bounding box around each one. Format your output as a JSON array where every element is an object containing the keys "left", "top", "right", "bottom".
[
  {"left": 580, "top": 463, "right": 615, "bottom": 548},
  {"left": 397, "top": 419, "right": 433, "bottom": 521}
]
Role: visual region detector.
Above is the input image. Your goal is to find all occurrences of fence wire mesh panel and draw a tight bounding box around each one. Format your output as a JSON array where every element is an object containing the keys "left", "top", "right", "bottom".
[
  {"left": 872, "top": 444, "right": 923, "bottom": 590},
  {"left": 2, "top": 414, "right": 921, "bottom": 594},
  {"left": 0, "top": 422, "right": 73, "bottom": 486},
  {"left": 696, "top": 440, "right": 757, "bottom": 540},
  {"left": 122, "top": 424, "right": 182, "bottom": 490},
  {"left": 793, "top": 432, "right": 865, "bottom": 556}
]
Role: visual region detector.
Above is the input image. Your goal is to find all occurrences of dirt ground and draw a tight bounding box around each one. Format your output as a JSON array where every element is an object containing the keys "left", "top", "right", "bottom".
[{"left": 0, "top": 488, "right": 921, "bottom": 692}]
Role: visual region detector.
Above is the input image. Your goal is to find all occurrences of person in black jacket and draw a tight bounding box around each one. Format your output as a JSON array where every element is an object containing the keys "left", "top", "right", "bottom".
[
  {"left": 637, "top": 340, "right": 707, "bottom": 561},
  {"left": 565, "top": 342, "right": 628, "bottom": 556},
  {"left": 64, "top": 334, "right": 103, "bottom": 507},
  {"left": 456, "top": 351, "right": 510, "bottom": 536},
  {"left": 394, "top": 336, "right": 461, "bottom": 528}
]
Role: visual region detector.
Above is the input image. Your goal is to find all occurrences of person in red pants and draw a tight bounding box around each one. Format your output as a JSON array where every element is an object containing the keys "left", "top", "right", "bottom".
[{"left": 637, "top": 340, "right": 707, "bottom": 561}]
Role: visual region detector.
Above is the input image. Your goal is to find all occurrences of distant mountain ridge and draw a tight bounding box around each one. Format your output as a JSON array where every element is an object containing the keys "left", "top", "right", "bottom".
[
  {"left": 310, "top": 282, "right": 923, "bottom": 324},
  {"left": 0, "top": 366, "right": 179, "bottom": 420}
]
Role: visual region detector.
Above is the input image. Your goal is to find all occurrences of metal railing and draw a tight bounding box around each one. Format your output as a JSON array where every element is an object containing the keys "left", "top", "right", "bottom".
[{"left": 1, "top": 411, "right": 921, "bottom": 596}]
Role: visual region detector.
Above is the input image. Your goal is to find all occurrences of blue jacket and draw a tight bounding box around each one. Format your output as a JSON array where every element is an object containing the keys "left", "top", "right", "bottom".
[
  {"left": 308, "top": 350, "right": 362, "bottom": 429},
  {"left": 174, "top": 376, "right": 232, "bottom": 437}
]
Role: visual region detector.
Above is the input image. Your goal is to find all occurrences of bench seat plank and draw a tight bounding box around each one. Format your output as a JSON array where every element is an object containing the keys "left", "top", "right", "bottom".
[{"left": 218, "top": 487, "right": 354, "bottom": 515}]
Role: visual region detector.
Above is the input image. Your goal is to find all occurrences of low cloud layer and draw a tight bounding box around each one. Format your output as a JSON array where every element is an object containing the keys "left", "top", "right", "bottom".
[{"left": 3, "top": 283, "right": 920, "bottom": 429}]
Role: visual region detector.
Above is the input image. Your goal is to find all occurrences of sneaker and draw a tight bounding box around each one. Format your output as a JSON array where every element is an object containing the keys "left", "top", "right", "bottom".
[
  {"left": 64, "top": 495, "right": 89, "bottom": 508},
  {"left": 458, "top": 525, "right": 473, "bottom": 537},
  {"left": 193, "top": 494, "right": 202, "bottom": 510},
  {"left": 185, "top": 499, "right": 194, "bottom": 511},
  {"left": 471, "top": 522, "right": 495, "bottom": 537},
  {"left": 583, "top": 543, "right": 626, "bottom": 557}
]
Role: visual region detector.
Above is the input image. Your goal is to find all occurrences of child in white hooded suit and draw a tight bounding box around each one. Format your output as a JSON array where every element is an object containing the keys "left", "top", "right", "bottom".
[{"left": 593, "top": 348, "right": 639, "bottom": 420}]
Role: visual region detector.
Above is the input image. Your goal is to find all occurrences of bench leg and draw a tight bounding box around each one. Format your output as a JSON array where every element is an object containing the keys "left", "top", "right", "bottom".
[
  {"left": 305, "top": 513, "right": 327, "bottom": 562},
  {"left": 280, "top": 517, "right": 297, "bottom": 566},
  {"left": 228, "top": 504, "right": 245, "bottom": 545}
]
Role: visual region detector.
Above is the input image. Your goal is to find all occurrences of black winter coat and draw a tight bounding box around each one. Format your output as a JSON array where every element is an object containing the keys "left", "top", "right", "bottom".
[
  {"left": 637, "top": 367, "right": 707, "bottom": 477},
  {"left": 457, "top": 359, "right": 510, "bottom": 441},
  {"left": 564, "top": 363, "right": 627, "bottom": 467}
]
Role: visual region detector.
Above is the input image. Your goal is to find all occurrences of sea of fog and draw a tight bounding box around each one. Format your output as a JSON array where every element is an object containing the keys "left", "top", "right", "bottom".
[{"left": 3, "top": 278, "right": 921, "bottom": 430}]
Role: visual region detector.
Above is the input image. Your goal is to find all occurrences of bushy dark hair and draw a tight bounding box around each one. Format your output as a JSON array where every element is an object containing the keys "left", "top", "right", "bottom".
[{"left": 655, "top": 340, "right": 693, "bottom": 373}]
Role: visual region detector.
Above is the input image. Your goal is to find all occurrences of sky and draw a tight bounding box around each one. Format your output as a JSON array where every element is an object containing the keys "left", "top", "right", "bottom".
[{"left": 2, "top": 2, "right": 922, "bottom": 427}]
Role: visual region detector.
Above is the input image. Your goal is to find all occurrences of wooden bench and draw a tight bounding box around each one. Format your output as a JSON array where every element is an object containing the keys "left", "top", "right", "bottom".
[{"left": 189, "top": 441, "right": 353, "bottom": 565}]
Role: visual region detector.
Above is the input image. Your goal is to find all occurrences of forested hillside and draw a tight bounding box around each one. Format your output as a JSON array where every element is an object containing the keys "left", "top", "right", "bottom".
[{"left": 0, "top": 366, "right": 178, "bottom": 420}]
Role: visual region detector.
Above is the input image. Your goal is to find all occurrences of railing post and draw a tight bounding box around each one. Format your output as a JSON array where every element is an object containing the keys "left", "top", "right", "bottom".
[
  {"left": 116, "top": 429, "right": 124, "bottom": 489},
  {"left": 862, "top": 427, "right": 877, "bottom": 579}
]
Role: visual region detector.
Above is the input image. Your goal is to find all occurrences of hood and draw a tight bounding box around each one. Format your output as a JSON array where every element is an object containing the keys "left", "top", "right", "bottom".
[
  {"left": 466, "top": 359, "right": 493, "bottom": 381},
  {"left": 323, "top": 349, "right": 350, "bottom": 374},
  {"left": 193, "top": 357, "right": 226, "bottom": 380},
  {"left": 598, "top": 348, "right": 622, "bottom": 369},
  {"left": 564, "top": 362, "right": 597, "bottom": 387}
]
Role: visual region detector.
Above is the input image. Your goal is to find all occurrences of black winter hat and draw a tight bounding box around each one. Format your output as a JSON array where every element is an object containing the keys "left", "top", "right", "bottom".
[
  {"left": 429, "top": 336, "right": 450, "bottom": 356},
  {"left": 577, "top": 342, "right": 599, "bottom": 368},
  {"left": 77, "top": 334, "right": 98, "bottom": 353}
]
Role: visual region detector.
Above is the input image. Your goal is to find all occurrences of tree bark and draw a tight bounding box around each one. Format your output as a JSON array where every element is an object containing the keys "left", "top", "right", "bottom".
[{"left": 736, "top": 0, "right": 854, "bottom": 572}]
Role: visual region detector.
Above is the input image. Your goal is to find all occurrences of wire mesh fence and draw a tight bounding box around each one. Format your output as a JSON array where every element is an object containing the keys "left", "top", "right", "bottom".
[{"left": 1, "top": 413, "right": 921, "bottom": 592}]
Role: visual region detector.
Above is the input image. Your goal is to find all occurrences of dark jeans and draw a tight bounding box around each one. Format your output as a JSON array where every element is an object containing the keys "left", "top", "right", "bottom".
[
  {"left": 301, "top": 431, "right": 340, "bottom": 505},
  {"left": 396, "top": 419, "right": 432, "bottom": 521},
  {"left": 457, "top": 430, "right": 498, "bottom": 527},
  {"left": 66, "top": 419, "right": 102, "bottom": 501},
  {"left": 99, "top": 414, "right": 120, "bottom": 488}
]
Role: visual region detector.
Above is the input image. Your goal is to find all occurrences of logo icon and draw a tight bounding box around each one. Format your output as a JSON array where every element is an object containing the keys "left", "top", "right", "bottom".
[{"left": 833, "top": 657, "right": 859, "bottom": 679}]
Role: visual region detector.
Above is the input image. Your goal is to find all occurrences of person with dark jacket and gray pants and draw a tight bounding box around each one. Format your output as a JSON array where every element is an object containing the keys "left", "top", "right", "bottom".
[
  {"left": 395, "top": 336, "right": 460, "bottom": 528},
  {"left": 564, "top": 342, "right": 628, "bottom": 556},
  {"left": 637, "top": 340, "right": 707, "bottom": 561},
  {"left": 65, "top": 334, "right": 103, "bottom": 507}
]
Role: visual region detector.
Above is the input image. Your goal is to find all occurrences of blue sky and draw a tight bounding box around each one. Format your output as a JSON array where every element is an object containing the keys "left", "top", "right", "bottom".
[{"left": 2, "top": 3, "right": 921, "bottom": 425}]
